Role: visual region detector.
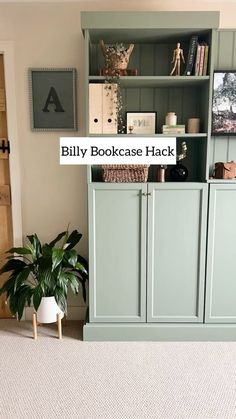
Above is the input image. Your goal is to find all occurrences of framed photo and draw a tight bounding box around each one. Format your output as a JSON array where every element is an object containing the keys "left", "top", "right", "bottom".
[
  {"left": 212, "top": 71, "right": 236, "bottom": 135},
  {"left": 29, "top": 68, "right": 77, "bottom": 131},
  {"left": 126, "top": 112, "right": 156, "bottom": 134}
]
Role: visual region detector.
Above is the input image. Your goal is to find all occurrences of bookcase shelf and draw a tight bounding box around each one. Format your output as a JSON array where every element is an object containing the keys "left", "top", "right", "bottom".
[
  {"left": 88, "top": 133, "right": 208, "bottom": 138},
  {"left": 88, "top": 75, "right": 210, "bottom": 87}
]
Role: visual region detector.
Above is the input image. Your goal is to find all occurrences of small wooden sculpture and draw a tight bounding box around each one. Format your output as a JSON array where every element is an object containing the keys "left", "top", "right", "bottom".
[
  {"left": 170, "top": 42, "right": 185, "bottom": 76},
  {"left": 100, "top": 40, "right": 134, "bottom": 71}
]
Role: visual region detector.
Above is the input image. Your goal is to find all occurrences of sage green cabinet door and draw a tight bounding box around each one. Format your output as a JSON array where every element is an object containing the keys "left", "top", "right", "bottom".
[
  {"left": 205, "top": 184, "right": 236, "bottom": 323},
  {"left": 147, "top": 183, "right": 208, "bottom": 323},
  {"left": 88, "top": 183, "right": 147, "bottom": 322}
]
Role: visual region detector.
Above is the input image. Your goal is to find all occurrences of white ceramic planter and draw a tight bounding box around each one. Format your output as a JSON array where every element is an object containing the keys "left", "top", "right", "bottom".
[{"left": 36, "top": 296, "right": 64, "bottom": 324}]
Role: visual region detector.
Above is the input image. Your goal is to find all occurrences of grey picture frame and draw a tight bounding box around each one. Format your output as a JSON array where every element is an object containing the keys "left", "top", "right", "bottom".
[{"left": 29, "top": 68, "right": 77, "bottom": 131}]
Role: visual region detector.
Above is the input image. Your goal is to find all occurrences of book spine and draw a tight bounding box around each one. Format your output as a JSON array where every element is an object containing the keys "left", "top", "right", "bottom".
[
  {"left": 185, "top": 36, "right": 198, "bottom": 76},
  {"left": 194, "top": 44, "right": 201, "bottom": 76},
  {"left": 162, "top": 128, "right": 185, "bottom": 134},
  {"left": 163, "top": 131, "right": 185, "bottom": 134},
  {"left": 163, "top": 125, "right": 185, "bottom": 128},
  {"left": 202, "top": 45, "right": 209, "bottom": 76},
  {"left": 198, "top": 45, "right": 205, "bottom": 76}
]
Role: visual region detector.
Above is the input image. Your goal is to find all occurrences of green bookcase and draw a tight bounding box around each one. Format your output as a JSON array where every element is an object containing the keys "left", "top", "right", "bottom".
[{"left": 81, "top": 11, "right": 236, "bottom": 341}]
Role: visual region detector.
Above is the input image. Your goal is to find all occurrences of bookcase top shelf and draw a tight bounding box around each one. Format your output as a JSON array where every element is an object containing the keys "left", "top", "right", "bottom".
[
  {"left": 88, "top": 76, "right": 210, "bottom": 87},
  {"left": 81, "top": 12, "right": 220, "bottom": 41}
]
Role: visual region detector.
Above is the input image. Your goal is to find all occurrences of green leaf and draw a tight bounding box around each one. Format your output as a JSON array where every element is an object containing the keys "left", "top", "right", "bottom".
[
  {"left": 0, "top": 274, "right": 18, "bottom": 296},
  {"left": 54, "top": 288, "right": 67, "bottom": 314},
  {"left": 0, "top": 259, "right": 27, "bottom": 275},
  {"left": 41, "top": 244, "right": 52, "bottom": 257},
  {"left": 49, "top": 231, "right": 67, "bottom": 248},
  {"left": 14, "top": 267, "right": 32, "bottom": 292},
  {"left": 68, "top": 274, "right": 79, "bottom": 294},
  {"left": 7, "top": 247, "right": 32, "bottom": 255},
  {"left": 15, "top": 285, "right": 32, "bottom": 320},
  {"left": 26, "top": 234, "right": 42, "bottom": 259},
  {"left": 52, "top": 248, "right": 64, "bottom": 271},
  {"left": 66, "top": 230, "right": 82, "bottom": 250},
  {"left": 33, "top": 286, "right": 43, "bottom": 311},
  {"left": 75, "top": 261, "right": 87, "bottom": 274},
  {"left": 66, "top": 250, "right": 77, "bottom": 268}
]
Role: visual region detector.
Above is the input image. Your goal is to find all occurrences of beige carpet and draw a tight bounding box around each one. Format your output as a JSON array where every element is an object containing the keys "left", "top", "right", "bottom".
[{"left": 0, "top": 320, "right": 236, "bottom": 419}]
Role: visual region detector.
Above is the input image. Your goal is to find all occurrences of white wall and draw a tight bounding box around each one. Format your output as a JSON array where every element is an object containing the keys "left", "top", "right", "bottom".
[{"left": 0, "top": 1, "right": 234, "bottom": 317}]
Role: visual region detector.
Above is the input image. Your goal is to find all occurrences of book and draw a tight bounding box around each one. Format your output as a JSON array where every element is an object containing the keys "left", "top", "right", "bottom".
[
  {"left": 194, "top": 44, "right": 201, "bottom": 75},
  {"left": 162, "top": 125, "right": 185, "bottom": 134},
  {"left": 184, "top": 36, "right": 198, "bottom": 76},
  {"left": 198, "top": 45, "right": 205, "bottom": 76},
  {"left": 203, "top": 44, "right": 209, "bottom": 76}
]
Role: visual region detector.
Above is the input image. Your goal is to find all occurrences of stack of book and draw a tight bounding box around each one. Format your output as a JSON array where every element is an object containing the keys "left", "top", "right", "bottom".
[
  {"left": 184, "top": 36, "right": 209, "bottom": 76},
  {"left": 162, "top": 125, "right": 185, "bottom": 134}
]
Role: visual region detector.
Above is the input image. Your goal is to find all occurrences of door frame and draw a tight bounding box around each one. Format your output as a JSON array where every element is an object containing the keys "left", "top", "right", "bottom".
[{"left": 0, "top": 41, "right": 22, "bottom": 247}]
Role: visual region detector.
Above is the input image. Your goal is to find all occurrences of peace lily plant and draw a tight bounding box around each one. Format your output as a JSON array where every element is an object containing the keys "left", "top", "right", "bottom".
[{"left": 0, "top": 229, "right": 88, "bottom": 320}]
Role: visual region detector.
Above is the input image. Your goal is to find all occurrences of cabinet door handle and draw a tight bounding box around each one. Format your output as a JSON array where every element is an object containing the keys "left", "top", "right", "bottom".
[{"left": 141, "top": 192, "right": 151, "bottom": 196}]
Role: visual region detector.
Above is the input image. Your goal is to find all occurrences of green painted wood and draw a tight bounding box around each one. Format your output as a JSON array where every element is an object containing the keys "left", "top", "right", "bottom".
[
  {"left": 125, "top": 88, "right": 140, "bottom": 111},
  {"left": 209, "top": 30, "right": 236, "bottom": 175},
  {"left": 182, "top": 87, "right": 199, "bottom": 122},
  {"left": 232, "top": 31, "right": 236, "bottom": 68},
  {"left": 154, "top": 44, "right": 168, "bottom": 76},
  {"left": 213, "top": 136, "right": 229, "bottom": 163},
  {"left": 147, "top": 183, "right": 208, "bottom": 323},
  {"left": 206, "top": 29, "right": 217, "bottom": 180},
  {"left": 84, "top": 30, "right": 90, "bottom": 137},
  {"left": 228, "top": 138, "right": 236, "bottom": 161},
  {"left": 83, "top": 323, "right": 236, "bottom": 341},
  {"left": 218, "top": 31, "right": 235, "bottom": 70},
  {"left": 168, "top": 88, "right": 183, "bottom": 123},
  {"left": 88, "top": 183, "right": 147, "bottom": 323},
  {"left": 140, "top": 44, "right": 155, "bottom": 76},
  {"left": 88, "top": 76, "right": 210, "bottom": 87},
  {"left": 81, "top": 11, "right": 220, "bottom": 33},
  {"left": 205, "top": 184, "right": 236, "bottom": 323},
  {"left": 140, "top": 88, "right": 154, "bottom": 112},
  {"left": 154, "top": 88, "right": 168, "bottom": 133}
]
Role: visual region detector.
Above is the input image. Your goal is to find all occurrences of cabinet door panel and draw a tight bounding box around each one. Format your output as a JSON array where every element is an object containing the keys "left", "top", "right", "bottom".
[
  {"left": 205, "top": 184, "right": 236, "bottom": 323},
  {"left": 89, "top": 183, "right": 147, "bottom": 322},
  {"left": 147, "top": 184, "right": 208, "bottom": 322}
]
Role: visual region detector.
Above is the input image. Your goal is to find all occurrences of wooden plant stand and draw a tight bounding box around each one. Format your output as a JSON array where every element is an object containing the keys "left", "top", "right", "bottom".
[{"left": 33, "top": 312, "right": 62, "bottom": 340}]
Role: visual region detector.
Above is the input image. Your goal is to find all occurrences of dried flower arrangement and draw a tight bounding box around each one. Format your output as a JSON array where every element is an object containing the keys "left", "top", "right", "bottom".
[{"left": 100, "top": 40, "right": 134, "bottom": 133}]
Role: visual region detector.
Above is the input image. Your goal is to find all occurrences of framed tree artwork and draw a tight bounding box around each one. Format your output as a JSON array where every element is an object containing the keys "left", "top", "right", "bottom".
[
  {"left": 212, "top": 71, "right": 236, "bottom": 135},
  {"left": 29, "top": 68, "right": 77, "bottom": 131}
]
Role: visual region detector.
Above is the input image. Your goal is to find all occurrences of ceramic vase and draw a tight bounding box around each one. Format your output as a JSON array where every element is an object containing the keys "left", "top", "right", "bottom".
[{"left": 36, "top": 296, "right": 64, "bottom": 324}]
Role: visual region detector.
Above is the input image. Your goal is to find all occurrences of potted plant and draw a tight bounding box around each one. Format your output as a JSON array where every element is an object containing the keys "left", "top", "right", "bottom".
[
  {"left": 100, "top": 39, "right": 135, "bottom": 134},
  {"left": 0, "top": 229, "right": 88, "bottom": 321}
]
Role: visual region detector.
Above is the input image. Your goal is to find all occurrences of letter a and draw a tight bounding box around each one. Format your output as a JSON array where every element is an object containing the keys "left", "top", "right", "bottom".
[{"left": 42, "top": 87, "right": 65, "bottom": 113}]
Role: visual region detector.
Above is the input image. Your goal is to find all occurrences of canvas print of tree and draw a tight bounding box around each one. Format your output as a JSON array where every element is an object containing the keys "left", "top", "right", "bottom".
[{"left": 212, "top": 71, "right": 236, "bottom": 135}]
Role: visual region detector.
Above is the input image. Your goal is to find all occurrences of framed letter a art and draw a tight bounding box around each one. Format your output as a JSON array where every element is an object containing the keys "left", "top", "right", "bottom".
[{"left": 29, "top": 68, "right": 77, "bottom": 131}]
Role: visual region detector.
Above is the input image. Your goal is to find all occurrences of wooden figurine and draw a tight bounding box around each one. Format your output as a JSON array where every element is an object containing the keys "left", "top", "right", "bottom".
[{"left": 170, "top": 42, "right": 185, "bottom": 76}]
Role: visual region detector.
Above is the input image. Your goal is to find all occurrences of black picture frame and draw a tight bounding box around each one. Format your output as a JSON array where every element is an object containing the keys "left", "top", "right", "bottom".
[
  {"left": 212, "top": 70, "right": 236, "bottom": 136},
  {"left": 29, "top": 68, "right": 77, "bottom": 131},
  {"left": 126, "top": 111, "right": 157, "bottom": 134}
]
